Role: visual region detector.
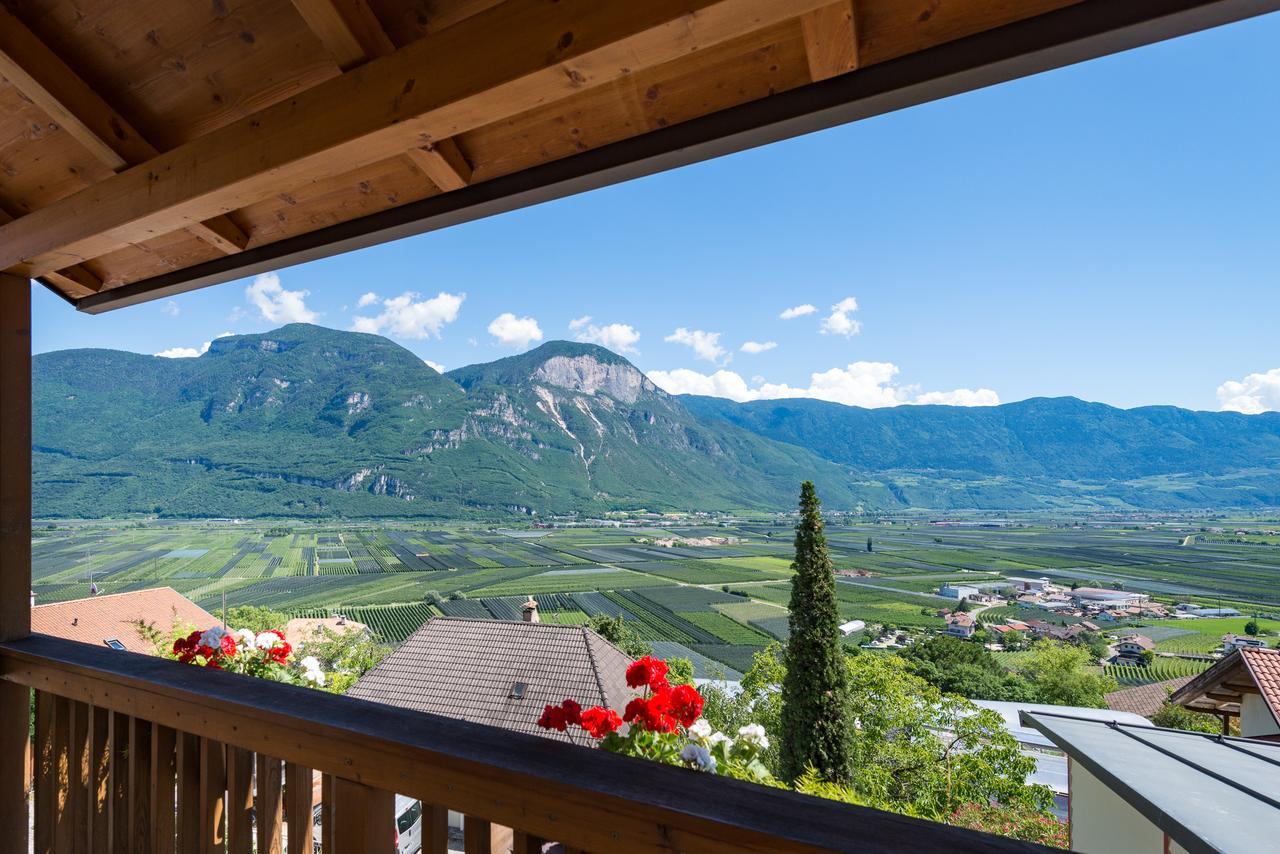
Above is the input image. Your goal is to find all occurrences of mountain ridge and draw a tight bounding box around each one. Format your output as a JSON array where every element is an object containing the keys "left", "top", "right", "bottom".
[{"left": 31, "top": 324, "right": 1280, "bottom": 517}]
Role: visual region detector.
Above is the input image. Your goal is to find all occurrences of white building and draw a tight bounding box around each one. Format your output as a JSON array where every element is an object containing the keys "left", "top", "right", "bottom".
[{"left": 939, "top": 583, "right": 979, "bottom": 600}]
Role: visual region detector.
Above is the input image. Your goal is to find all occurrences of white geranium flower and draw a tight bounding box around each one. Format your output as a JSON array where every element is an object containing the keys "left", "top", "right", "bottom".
[
  {"left": 198, "top": 626, "right": 228, "bottom": 649},
  {"left": 256, "top": 632, "right": 282, "bottom": 650},
  {"left": 688, "top": 718, "right": 713, "bottom": 739},
  {"left": 236, "top": 628, "right": 257, "bottom": 648},
  {"left": 707, "top": 732, "right": 733, "bottom": 748},
  {"left": 300, "top": 656, "right": 321, "bottom": 672},
  {"left": 301, "top": 668, "right": 326, "bottom": 687},
  {"left": 737, "top": 723, "right": 770, "bottom": 750}
]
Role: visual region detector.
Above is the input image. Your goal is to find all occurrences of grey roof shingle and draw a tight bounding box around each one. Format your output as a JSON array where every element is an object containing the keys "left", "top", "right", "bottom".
[{"left": 348, "top": 618, "right": 637, "bottom": 745}]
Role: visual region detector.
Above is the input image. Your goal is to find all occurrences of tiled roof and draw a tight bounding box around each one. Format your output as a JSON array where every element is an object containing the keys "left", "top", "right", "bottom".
[
  {"left": 1241, "top": 648, "right": 1280, "bottom": 725},
  {"left": 284, "top": 616, "right": 369, "bottom": 650},
  {"left": 1118, "top": 634, "right": 1154, "bottom": 650},
  {"left": 1105, "top": 676, "right": 1194, "bottom": 718},
  {"left": 348, "top": 618, "right": 637, "bottom": 746},
  {"left": 31, "top": 587, "right": 216, "bottom": 655}
]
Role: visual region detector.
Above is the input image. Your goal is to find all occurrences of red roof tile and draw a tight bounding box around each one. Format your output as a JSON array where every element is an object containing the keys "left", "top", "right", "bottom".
[
  {"left": 32, "top": 587, "right": 216, "bottom": 655},
  {"left": 1241, "top": 648, "right": 1280, "bottom": 725}
]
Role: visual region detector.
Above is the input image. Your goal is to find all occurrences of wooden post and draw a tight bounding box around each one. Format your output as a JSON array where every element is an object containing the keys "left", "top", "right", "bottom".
[
  {"left": 256, "top": 754, "right": 283, "bottom": 854},
  {"left": 284, "top": 763, "right": 313, "bottom": 854},
  {"left": 331, "top": 777, "right": 394, "bottom": 854},
  {"left": 0, "top": 273, "right": 31, "bottom": 854}
]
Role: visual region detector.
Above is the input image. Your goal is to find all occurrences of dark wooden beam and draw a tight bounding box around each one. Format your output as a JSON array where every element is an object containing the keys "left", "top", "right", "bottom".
[
  {"left": 801, "top": 1, "right": 859, "bottom": 82},
  {"left": 65, "top": 0, "right": 1280, "bottom": 314},
  {"left": 0, "top": 271, "right": 31, "bottom": 854},
  {"left": 290, "top": 0, "right": 396, "bottom": 71}
]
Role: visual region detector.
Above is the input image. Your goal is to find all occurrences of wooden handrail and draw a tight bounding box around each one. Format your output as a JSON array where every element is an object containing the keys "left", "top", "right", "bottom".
[{"left": 1, "top": 634, "right": 1047, "bottom": 853}]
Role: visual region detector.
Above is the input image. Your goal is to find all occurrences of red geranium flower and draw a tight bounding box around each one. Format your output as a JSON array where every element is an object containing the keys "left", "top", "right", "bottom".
[
  {"left": 668, "top": 683, "right": 704, "bottom": 727},
  {"left": 625, "top": 656, "right": 669, "bottom": 690},
  {"left": 580, "top": 706, "right": 622, "bottom": 739},
  {"left": 219, "top": 635, "right": 238, "bottom": 658},
  {"left": 196, "top": 644, "right": 215, "bottom": 660},
  {"left": 537, "top": 704, "right": 568, "bottom": 731},
  {"left": 561, "top": 699, "right": 582, "bottom": 727},
  {"left": 623, "top": 691, "right": 676, "bottom": 733},
  {"left": 268, "top": 640, "right": 291, "bottom": 664}
]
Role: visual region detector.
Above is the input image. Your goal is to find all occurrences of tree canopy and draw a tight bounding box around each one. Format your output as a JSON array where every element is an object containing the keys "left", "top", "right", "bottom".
[{"left": 899, "top": 636, "right": 1036, "bottom": 702}]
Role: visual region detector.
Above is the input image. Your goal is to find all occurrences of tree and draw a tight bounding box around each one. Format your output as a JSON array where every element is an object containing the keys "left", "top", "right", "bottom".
[
  {"left": 955, "top": 597, "right": 974, "bottom": 613},
  {"left": 866, "top": 537, "right": 873, "bottom": 553},
  {"left": 899, "top": 636, "right": 1036, "bottom": 702},
  {"left": 1245, "top": 618, "right": 1260, "bottom": 636},
  {"left": 1150, "top": 700, "right": 1225, "bottom": 734},
  {"left": 1019, "top": 641, "right": 1117, "bottom": 708},
  {"left": 225, "top": 605, "right": 290, "bottom": 634},
  {"left": 780, "top": 482, "right": 853, "bottom": 784},
  {"left": 587, "top": 614, "right": 652, "bottom": 659},
  {"left": 701, "top": 644, "right": 786, "bottom": 773},
  {"left": 295, "top": 626, "right": 390, "bottom": 695},
  {"left": 1002, "top": 629, "right": 1028, "bottom": 651},
  {"left": 844, "top": 654, "right": 1051, "bottom": 819}
]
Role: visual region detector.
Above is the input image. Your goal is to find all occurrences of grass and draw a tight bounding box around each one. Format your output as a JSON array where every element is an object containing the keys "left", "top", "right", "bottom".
[{"left": 1141, "top": 617, "right": 1280, "bottom": 653}]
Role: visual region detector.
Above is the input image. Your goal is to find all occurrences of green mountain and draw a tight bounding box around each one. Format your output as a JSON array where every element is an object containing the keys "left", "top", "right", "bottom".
[
  {"left": 33, "top": 324, "right": 1280, "bottom": 517},
  {"left": 33, "top": 325, "right": 866, "bottom": 518},
  {"left": 681, "top": 395, "right": 1280, "bottom": 510}
]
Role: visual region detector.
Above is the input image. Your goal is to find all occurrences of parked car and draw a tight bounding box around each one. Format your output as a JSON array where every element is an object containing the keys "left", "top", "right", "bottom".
[{"left": 312, "top": 794, "right": 423, "bottom": 854}]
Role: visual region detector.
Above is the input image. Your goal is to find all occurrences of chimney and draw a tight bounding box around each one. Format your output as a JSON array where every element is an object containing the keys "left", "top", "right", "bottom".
[{"left": 522, "top": 596, "right": 540, "bottom": 623}]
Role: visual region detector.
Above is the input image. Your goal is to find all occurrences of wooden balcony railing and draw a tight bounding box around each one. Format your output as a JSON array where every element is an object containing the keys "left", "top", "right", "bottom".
[{"left": 0, "top": 634, "right": 1046, "bottom": 853}]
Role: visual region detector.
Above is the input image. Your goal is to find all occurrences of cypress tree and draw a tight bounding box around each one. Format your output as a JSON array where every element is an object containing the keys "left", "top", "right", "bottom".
[{"left": 779, "top": 481, "right": 853, "bottom": 783}]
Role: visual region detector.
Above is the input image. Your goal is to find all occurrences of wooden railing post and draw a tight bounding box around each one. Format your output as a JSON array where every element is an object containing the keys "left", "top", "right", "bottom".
[
  {"left": 199, "top": 738, "right": 226, "bottom": 854},
  {"left": 152, "top": 724, "right": 177, "bottom": 854},
  {"left": 0, "top": 273, "right": 31, "bottom": 854},
  {"left": 88, "top": 705, "right": 111, "bottom": 851},
  {"left": 226, "top": 747, "right": 254, "bottom": 854},
  {"left": 256, "top": 754, "right": 283, "bottom": 854},
  {"left": 176, "top": 732, "right": 201, "bottom": 853},
  {"left": 331, "top": 777, "right": 395, "bottom": 854}
]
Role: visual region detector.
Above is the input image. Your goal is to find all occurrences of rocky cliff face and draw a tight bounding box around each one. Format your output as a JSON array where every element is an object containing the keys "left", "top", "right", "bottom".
[{"left": 531, "top": 354, "right": 659, "bottom": 404}]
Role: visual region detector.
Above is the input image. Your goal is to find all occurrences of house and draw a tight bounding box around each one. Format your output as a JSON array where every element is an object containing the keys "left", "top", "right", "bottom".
[
  {"left": 1221, "top": 633, "right": 1268, "bottom": 652},
  {"left": 939, "top": 584, "right": 979, "bottom": 600},
  {"left": 1105, "top": 677, "right": 1195, "bottom": 719},
  {"left": 31, "top": 587, "right": 217, "bottom": 655},
  {"left": 1114, "top": 634, "right": 1154, "bottom": 662},
  {"left": 284, "top": 614, "right": 371, "bottom": 650},
  {"left": 1006, "top": 577, "right": 1053, "bottom": 593},
  {"left": 944, "top": 612, "right": 976, "bottom": 639},
  {"left": 1005, "top": 619, "right": 1031, "bottom": 632},
  {"left": 1022, "top": 712, "right": 1280, "bottom": 852},
  {"left": 1170, "top": 647, "right": 1280, "bottom": 740},
  {"left": 838, "top": 619, "right": 866, "bottom": 637},
  {"left": 349, "top": 616, "right": 638, "bottom": 747}
]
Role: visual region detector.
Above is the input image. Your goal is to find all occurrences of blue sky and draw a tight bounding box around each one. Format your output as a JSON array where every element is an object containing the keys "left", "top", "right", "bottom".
[{"left": 32, "top": 13, "right": 1280, "bottom": 413}]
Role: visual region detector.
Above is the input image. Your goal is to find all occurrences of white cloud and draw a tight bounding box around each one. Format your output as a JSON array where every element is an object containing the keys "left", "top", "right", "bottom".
[
  {"left": 820, "top": 297, "right": 861, "bottom": 337},
  {"left": 648, "top": 360, "right": 998, "bottom": 408},
  {"left": 574, "top": 319, "right": 641, "bottom": 354},
  {"left": 357, "top": 291, "right": 380, "bottom": 308},
  {"left": 488, "top": 312, "right": 544, "bottom": 348},
  {"left": 424, "top": 359, "right": 446, "bottom": 373},
  {"left": 1217, "top": 368, "right": 1280, "bottom": 414},
  {"left": 161, "top": 300, "right": 180, "bottom": 317},
  {"left": 780, "top": 304, "right": 816, "bottom": 320},
  {"left": 665, "top": 328, "right": 728, "bottom": 364},
  {"left": 154, "top": 331, "right": 233, "bottom": 359},
  {"left": 740, "top": 340, "right": 777, "bottom": 354},
  {"left": 245, "top": 272, "right": 318, "bottom": 324},
  {"left": 352, "top": 291, "right": 465, "bottom": 339}
]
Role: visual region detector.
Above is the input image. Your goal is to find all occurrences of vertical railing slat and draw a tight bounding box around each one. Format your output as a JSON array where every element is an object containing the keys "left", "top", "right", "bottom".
[
  {"left": 129, "top": 714, "right": 153, "bottom": 854},
  {"left": 151, "top": 723, "right": 177, "bottom": 854},
  {"left": 88, "top": 705, "right": 111, "bottom": 852},
  {"left": 176, "top": 732, "right": 201, "bottom": 854},
  {"left": 109, "top": 711, "right": 130, "bottom": 854},
  {"left": 285, "top": 763, "right": 314, "bottom": 854},
  {"left": 332, "top": 777, "right": 395, "bottom": 854},
  {"left": 424, "top": 804, "right": 450, "bottom": 854},
  {"left": 33, "top": 690, "right": 54, "bottom": 854},
  {"left": 69, "top": 700, "right": 89, "bottom": 852},
  {"left": 52, "top": 696, "right": 73, "bottom": 851},
  {"left": 257, "top": 753, "right": 284, "bottom": 854},
  {"left": 226, "top": 746, "right": 254, "bottom": 854},
  {"left": 513, "top": 829, "right": 548, "bottom": 854},
  {"left": 320, "top": 774, "right": 334, "bottom": 854},
  {"left": 0, "top": 682, "right": 30, "bottom": 854},
  {"left": 464, "top": 815, "right": 493, "bottom": 854},
  {"left": 198, "top": 738, "right": 225, "bottom": 854}
]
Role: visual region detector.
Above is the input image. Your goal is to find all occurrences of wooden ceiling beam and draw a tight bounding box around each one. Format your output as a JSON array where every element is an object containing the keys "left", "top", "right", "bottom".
[
  {"left": 289, "top": 0, "right": 474, "bottom": 192},
  {"left": 0, "top": 208, "right": 101, "bottom": 296},
  {"left": 801, "top": 1, "right": 859, "bottom": 82},
  {"left": 403, "top": 139, "right": 474, "bottom": 192},
  {"left": 290, "top": 0, "right": 396, "bottom": 71},
  {"left": 0, "top": 4, "right": 250, "bottom": 262},
  {"left": 0, "top": 0, "right": 835, "bottom": 278}
]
